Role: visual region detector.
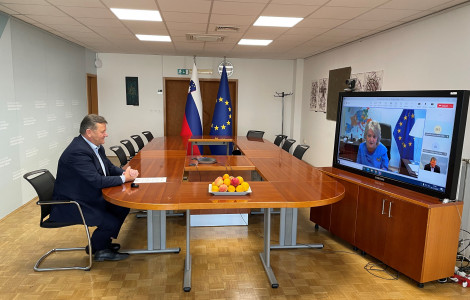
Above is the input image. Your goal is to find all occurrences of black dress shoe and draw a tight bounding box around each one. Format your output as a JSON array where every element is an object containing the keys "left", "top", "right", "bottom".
[
  {"left": 94, "top": 249, "right": 129, "bottom": 262},
  {"left": 85, "top": 243, "right": 121, "bottom": 254}
]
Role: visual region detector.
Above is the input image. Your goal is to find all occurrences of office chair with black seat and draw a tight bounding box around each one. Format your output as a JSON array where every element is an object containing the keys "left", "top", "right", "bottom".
[
  {"left": 109, "top": 145, "right": 128, "bottom": 168},
  {"left": 120, "top": 139, "right": 136, "bottom": 160},
  {"left": 246, "top": 130, "right": 265, "bottom": 139},
  {"left": 23, "top": 169, "right": 92, "bottom": 272},
  {"left": 273, "top": 134, "right": 288, "bottom": 146},
  {"left": 142, "top": 131, "right": 154, "bottom": 142},
  {"left": 282, "top": 139, "right": 296, "bottom": 153},
  {"left": 293, "top": 144, "right": 310, "bottom": 160},
  {"left": 131, "top": 134, "right": 145, "bottom": 152}
]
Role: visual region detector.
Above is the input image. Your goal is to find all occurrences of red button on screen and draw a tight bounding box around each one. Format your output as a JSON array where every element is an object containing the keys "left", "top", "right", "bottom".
[{"left": 437, "top": 103, "right": 454, "bottom": 108}]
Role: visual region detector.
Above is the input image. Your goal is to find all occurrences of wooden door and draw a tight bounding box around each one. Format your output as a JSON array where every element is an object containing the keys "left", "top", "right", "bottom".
[
  {"left": 87, "top": 74, "right": 98, "bottom": 114},
  {"left": 383, "top": 197, "right": 428, "bottom": 281},
  {"left": 354, "top": 188, "right": 388, "bottom": 259},
  {"left": 164, "top": 78, "right": 238, "bottom": 137},
  {"left": 329, "top": 179, "right": 359, "bottom": 245}
]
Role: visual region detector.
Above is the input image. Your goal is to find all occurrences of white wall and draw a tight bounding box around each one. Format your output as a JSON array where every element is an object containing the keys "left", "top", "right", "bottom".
[
  {"left": 301, "top": 4, "right": 470, "bottom": 252},
  {"left": 0, "top": 14, "right": 93, "bottom": 219},
  {"left": 97, "top": 54, "right": 296, "bottom": 153}
]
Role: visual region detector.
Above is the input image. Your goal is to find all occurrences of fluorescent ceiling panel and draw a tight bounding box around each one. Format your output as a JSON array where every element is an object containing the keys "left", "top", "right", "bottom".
[
  {"left": 111, "top": 8, "right": 162, "bottom": 21},
  {"left": 238, "top": 39, "right": 272, "bottom": 46},
  {"left": 136, "top": 34, "right": 171, "bottom": 42},
  {"left": 254, "top": 16, "right": 303, "bottom": 27}
]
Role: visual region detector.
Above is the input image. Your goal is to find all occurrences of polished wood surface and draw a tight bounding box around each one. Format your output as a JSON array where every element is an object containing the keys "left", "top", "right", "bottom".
[
  {"left": 314, "top": 166, "right": 463, "bottom": 284},
  {"left": 103, "top": 136, "right": 345, "bottom": 211}
]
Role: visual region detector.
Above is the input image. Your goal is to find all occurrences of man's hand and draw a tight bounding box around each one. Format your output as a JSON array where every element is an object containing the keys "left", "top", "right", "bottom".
[{"left": 123, "top": 166, "right": 139, "bottom": 182}]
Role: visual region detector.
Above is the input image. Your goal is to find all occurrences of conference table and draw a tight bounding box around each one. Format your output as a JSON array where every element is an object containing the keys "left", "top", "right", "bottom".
[{"left": 102, "top": 136, "right": 345, "bottom": 292}]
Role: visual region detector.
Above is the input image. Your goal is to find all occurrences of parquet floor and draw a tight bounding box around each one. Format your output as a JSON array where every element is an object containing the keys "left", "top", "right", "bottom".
[{"left": 0, "top": 201, "right": 467, "bottom": 299}]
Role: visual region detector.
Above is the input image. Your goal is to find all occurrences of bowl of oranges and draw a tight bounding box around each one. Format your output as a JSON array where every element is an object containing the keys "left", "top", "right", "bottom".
[{"left": 209, "top": 174, "right": 251, "bottom": 195}]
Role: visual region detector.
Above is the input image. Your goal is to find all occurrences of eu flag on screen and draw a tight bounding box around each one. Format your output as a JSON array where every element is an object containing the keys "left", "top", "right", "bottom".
[
  {"left": 209, "top": 65, "right": 232, "bottom": 155},
  {"left": 393, "top": 109, "right": 415, "bottom": 160}
]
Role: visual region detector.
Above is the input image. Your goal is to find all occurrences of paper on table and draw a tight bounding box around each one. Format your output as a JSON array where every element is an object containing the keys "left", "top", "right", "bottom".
[{"left": 133, "top": 177, "right": 167, "bottom": 183}]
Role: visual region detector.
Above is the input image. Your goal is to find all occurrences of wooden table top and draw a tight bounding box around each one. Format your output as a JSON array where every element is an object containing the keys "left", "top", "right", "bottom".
[{"left": 103, "top": 136, "right": 345, "bottom": 211}]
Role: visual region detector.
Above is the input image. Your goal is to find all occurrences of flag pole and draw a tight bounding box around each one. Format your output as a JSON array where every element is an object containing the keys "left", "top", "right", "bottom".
[{"left": 274, "top": 92, "right": 293, "bottom": 136}]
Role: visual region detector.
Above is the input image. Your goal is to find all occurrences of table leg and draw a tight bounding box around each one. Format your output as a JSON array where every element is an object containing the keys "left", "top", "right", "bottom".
[
  {"left": 259, "top": 208, "right": 279, "bottom": 288},
  {"left": 183, "top": 210, "right": 192, "bottom": 292},
  {"left": 271, "top": 208, "right": 323, "bottom": 250},
  {"left": 124, "top": 210, "right": 181, "bottom": 254}
]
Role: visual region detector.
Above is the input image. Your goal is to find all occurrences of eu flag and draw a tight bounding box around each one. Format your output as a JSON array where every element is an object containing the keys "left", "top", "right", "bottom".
[
  {"left": 393, "top": 109, "right": 415, "bottom": 160},
  {"left": 209, "top": 65, "right": 232, "bottom": 154}
]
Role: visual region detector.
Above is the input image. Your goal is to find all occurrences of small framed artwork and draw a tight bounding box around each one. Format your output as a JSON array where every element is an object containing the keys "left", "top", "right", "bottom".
[{"left": 126, "top": 77, "right": 139, "bottom": 106}]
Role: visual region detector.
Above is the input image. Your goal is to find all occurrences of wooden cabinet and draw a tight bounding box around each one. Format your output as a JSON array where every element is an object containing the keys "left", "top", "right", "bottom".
[{"left": 311, "top": 167, "right": 462, "bottom": 285}]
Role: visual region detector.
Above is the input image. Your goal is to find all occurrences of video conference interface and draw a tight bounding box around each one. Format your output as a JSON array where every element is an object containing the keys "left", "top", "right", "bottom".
[{"left": 337, "top": 96, "right": 458, "bottom": 192}]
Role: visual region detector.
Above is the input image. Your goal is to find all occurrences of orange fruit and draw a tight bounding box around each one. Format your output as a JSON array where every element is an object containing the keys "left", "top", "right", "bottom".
[
  {"left": 223, "top": 178, "right": 231, "bottom": 186},
  {"left": 236, "top": 185, "right": 244, "bottom": 192},
  {"left": 237, "top": 176, "right": 244, "bottom": 184},
  {"left": 223, "top": 174, "right": 230, "bottom": 179},
  {"left": 211, "top": 185, "right": 219, "bottom": 192},
  {"left": 228, "top": 185, "right": 236, "bottom": 192},
  {"left": 241, "top": 182, "right": 250, "bottom": 191}
]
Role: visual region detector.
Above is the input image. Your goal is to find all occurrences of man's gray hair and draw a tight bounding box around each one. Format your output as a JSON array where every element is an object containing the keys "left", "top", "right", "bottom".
[{"left": 79, "top": 114, "right": 107, "bottom": 134}]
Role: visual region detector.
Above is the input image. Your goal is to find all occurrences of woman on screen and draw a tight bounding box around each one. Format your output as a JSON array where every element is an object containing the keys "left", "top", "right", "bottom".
[{"left": 356, "top": 120, "right": 389, "bottom": 170}]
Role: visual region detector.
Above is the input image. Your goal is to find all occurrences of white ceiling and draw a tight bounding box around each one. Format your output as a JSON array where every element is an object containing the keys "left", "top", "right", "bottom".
[{"left": 0, "top": 0, "right": 467, "bottom": 59}]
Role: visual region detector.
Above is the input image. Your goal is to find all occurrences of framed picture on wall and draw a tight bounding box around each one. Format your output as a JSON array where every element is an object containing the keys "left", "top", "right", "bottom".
[{"left": 126, "top": 77, "right": 139, "bottom": 106}]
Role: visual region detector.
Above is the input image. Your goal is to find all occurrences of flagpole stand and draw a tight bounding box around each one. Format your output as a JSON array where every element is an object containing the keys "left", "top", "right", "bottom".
[{"left": 274, "top": 92, "right": 293, "bottom": 136}]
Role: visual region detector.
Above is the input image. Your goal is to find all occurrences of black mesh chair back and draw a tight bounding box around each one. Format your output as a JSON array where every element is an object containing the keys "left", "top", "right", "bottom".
[
  {"left": 120, "top": 139, "right": 136, "bottom": 159},
  {"left": 142, "top": 131, "right": 154, "bottom": 142},
  {"left": 282, "top": 139, "right": 296, "bottom": 152},
  {"left": 131, "top": 134, "right": 145, "bottom": 152},
  {"left": 246, "top": 130, "right": 265, "bottom": 139},
  {"left": 273, "top": 134, "right": 287, "bottom": 146},
  {"left": 109, "top": 145, "right": 128, "bottom": 167},
  {"left": 23, "top": 169, "right": 92, "bottom": 271},
  {"left": 293, "top": 144, "right": 310, "bottom": 160}
]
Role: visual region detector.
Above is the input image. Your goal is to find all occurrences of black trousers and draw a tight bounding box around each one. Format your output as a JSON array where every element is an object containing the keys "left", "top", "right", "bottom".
[{"left": 91, "top": 202, "right": 129, "bottom": 251}]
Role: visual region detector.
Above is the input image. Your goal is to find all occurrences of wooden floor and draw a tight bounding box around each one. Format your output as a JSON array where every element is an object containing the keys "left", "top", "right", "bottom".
[{"left": 0, "top": 198, "right": 467, "bottom": 300}]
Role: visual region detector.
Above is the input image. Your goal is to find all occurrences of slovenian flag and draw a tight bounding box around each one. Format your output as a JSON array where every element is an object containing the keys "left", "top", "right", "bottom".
[
  {"left": 180, "top": 63, "right": 203, "bottom": 155},
  {"left": 209, "top": 65, "right": 233, "bottom": 155}
]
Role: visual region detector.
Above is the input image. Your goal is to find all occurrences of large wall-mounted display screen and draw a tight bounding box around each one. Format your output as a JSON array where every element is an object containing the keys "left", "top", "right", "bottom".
[{"left": 333, "top": 90, "right": 469, "bottom": 200}]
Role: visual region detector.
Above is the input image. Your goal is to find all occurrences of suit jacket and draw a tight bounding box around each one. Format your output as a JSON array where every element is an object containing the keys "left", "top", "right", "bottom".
[
  {"left": 50, "top": 135, "right": 124, "bottom": 226},
  {"left": 424, "top": 163, "right": 440, "bottom": 173}
]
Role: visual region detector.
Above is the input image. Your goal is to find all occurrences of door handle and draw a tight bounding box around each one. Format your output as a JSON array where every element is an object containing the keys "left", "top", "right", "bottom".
[
  {"left": 381, "top": 199, "right": 386, "bottom": 215},
  {"left": 388, "top": 201, "right": 392, "bottom": 218}
]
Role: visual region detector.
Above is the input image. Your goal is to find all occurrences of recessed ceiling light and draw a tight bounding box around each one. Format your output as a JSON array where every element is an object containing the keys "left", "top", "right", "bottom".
[
  {"left": 254, "top": 16, "right": 303, "bottom": 27},
  {"left": 111, "top": 8, "right": 162, "bottom": 21},
  {"left": 136, "top": 34, "right": 171, "bottom": 42},
  {"left": 238, "top": 39, "right": 272, "bottom": 46}
]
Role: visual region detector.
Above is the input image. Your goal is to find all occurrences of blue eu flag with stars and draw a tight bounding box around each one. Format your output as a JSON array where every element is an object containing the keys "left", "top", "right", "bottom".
[
  {"left": 209, "top": 65, "right": 233, "bottom": 154},
  {"left": 393, "top": 109, "right": 415, "bottom": 160}
]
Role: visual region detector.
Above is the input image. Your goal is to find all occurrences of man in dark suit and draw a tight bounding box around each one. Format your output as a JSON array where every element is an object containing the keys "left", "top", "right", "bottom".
[
  {"left": 424, "top": 157, "right": 440, "bottom": 173},
  {"left": 50, "top": 114, "right": 139, "bottom": 261}
]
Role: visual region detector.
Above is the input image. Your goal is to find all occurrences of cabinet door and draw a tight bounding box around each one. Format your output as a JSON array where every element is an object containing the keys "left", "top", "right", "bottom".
[
  {"left": 383, "top": 197, "right": 428, "bottom": 281},
  {"left": 309, "top": 205, "right": 331, "bottom": 230},
  {"left": 355, "top": 188, "right": 388, "bottom": 259},
  {"left": 330, "top": 179, "right": 359, "bottom": 245}
]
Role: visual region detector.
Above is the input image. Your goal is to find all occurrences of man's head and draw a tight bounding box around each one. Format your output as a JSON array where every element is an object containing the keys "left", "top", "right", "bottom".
[
  {"left": 430, "top": 157, "right": 437, "bottom": 168},
  {"left": 80, "top": 114, "right": 108, "bottom": 146}
]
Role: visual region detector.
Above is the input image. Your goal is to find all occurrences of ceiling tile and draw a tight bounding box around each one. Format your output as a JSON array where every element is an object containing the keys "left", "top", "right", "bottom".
[
  {"left": 157, "top": 0, "right": 211, "bottom": 13},
  {"left": 380, "top": 0, "right": 452, "bottom": 11},
  {"left": 2, "top": 3, "right": 66, "bottom": 16},
  {"left": 297, "top": 18, "right": 347, "bottom": 29},
  {"left": 122, "top": 20, "right": 168, "bottom": 35},
  {"left": 209, "top": 14, "right": 257, "bottom": 25},
  {"left": 77, "top": 17, "right": 123, "bottom": 27},
  {"left": 47, "top": 0, "right": 105, "bottom": 8},
  {"left": 326, "top": 0, "right": 389, "bottom": 8},
  {"left": 212, "top": 1, "right": 266, "bottom": 16},
  {"left": 261, "top": 4, "right": 320, "bottom": 17},
  {"left": 308, "top": 6, "right": 371, "bottom": 19},
  {"left": 58, "top": 6, "right": 116, "bottom": 18},
  {"left": 27, "top": 15, "right": 80, "bottom": 25},
  {"left": 162, "top": 11, "right": 208, "bottom": 23},
  {"left": 357, "top": 8, "right": 422, "bottom": 21},
  {"left": 337, "top": 19, "right": 396, "bottom": 30}
]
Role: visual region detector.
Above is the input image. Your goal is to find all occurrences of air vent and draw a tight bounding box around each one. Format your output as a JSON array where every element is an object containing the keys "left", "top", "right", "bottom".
[
  {"left": 215, "top": 25, "right": 240, "bottom": 32},
  {"left": 186, "top": 33, "right": 224, "bottom": 42}
]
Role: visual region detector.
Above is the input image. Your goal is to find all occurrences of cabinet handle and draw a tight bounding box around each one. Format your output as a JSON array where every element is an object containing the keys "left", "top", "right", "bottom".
[
  {"left": 388, "top": 201, "right": 392, "bottom": 218},
  {"left": 381, "top": 199, "right": 386, "bottom": 215}
]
